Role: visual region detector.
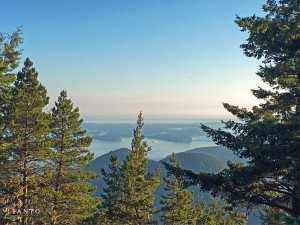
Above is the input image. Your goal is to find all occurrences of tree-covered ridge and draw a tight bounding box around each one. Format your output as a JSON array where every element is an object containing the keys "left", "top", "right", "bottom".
[
  {"left": 86, "top": 146, "right": 260, "bottom": 224},
  {"left": 86, "top": 145, "right": 247, "bottom": 224},
  {"left": 86, "top": 147, "right": 225, "bottom": 198}
]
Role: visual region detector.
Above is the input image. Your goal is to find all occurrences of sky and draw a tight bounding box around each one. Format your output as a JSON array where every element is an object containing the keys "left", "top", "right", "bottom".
[{"left": 1, "top": 0, "right": 267, "bottom": 121}]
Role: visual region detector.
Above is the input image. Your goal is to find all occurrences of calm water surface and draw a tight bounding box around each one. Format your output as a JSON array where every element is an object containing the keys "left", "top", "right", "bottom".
[{"left": 90, "top": 136, "right": 216, "bottom": 160}]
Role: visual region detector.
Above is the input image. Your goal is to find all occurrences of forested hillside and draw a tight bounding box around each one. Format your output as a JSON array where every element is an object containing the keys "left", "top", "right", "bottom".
[
  {"left": 86, "top": 147, "right": 224, "bottom": 197},
  {"left": 86, "top": 145, "right": 261, "bottom": 224}
]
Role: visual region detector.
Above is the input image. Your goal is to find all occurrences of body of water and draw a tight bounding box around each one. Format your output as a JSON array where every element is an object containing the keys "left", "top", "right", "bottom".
[{"left": 90, "top": 136, "right": 216, "bottom": 160}]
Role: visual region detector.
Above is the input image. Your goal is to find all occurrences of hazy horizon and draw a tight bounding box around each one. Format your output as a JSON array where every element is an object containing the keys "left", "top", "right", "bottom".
[
  {"left": 1, "top": 1, "right": 266, "bottom": 118},
  {"left": 82, "top": 114, "right": 232, "bottom": 124}
]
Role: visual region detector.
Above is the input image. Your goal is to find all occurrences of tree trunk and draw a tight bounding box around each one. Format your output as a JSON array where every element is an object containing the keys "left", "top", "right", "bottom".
[{"left": 22, "top": 159, "right": 28, "bottom": 225}]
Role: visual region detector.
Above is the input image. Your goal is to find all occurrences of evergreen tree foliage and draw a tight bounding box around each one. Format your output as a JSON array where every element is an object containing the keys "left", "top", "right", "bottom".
[
  {"left": 0, "top": 28, "right": 22, "bottom": 127},
  {"left": 160, "top": 154, "right": 195, "bottom": 225},
  {"left": 40, "top": 90, "right": 99, "bottom": 225},
  {"left": 191, "top": 196, "right": 206, "bottom": 225},
  {"left": 161, "top": 156, "right": 246, "bottom": 225},
  {"left": 0, "top": 30, "right": 22, "bottom": 211},
  {"left": 100, "top": 155, "right": 124, "bottom": 225},
  {"left": 0, "top": 28, "right": 22, "bottom": 86},
  {"left": 165, "top": 0, "right": 300, "bottom": 219},
  {"left": 97, "top": 112, "right": 161, "bottom": 225},
  {"left": 0, "top": 58, "right": 51, "bottom": 224},
  {"left": 259, "top": 207, "right": 286, "bottom": 225},
  {"left": 197, "top": 202, "right": 247, "bottom": 225},
  {"left": 260, "top": 206, "right": 300, "bottom": 225},
  {"left": 120, "top": 112, "right": 161, "bottom": 225}
]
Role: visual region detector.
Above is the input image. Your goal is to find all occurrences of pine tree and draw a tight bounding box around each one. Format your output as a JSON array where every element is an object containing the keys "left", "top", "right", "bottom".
[
  {"left": 160, "top": 154, "right": 194, "bottom": 225},
  {"left": 165, "top": 0, "right": 300, "bottom": 219},
  {"left": 191, "top": 196, "right": 206, "bottom": 225},
  {"left": 41, "top": 90, "right": 99, "bottom": 225},
  {"left": 120, "top": 112, "right": 161, "bottom": 225},
  {"left": 99, "top": 112, "right": 161, "bottom": 225},
  {"left": 0, "top": 29, "right": 22, "bottom": 217},
  {"left": 259, "top": 207, "right": 286, "bottom": 225},
  {"left": 0, "top": 28, "right": 22, "bottom": 105},
  {"left": 0, "top": 58, "right": 51, "bottom": 225},
  {"left": 0, "top": 28, "right": 22, "bottom": 130},
  {"left": 198, "top": 202, "right": 247, "bottom": 225},
  {"left": 99, "top": 155, "right": 124, "bottom": 225},
  {"left": 0, "top": 28, "right": 22, "bottom": 78}
]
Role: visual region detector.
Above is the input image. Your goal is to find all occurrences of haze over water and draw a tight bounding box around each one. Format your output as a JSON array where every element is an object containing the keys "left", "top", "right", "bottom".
[{"left": 87, "top": 117, "right": 222, "bottom": 160}]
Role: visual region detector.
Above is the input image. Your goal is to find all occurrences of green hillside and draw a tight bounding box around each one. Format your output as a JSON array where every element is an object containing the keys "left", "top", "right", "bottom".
[
  {"left": 87, "top": 147, "right": 260, "bottom": 224},
  {"left": 186, "top": 146, "right": 246, "bottom": 164},
  {"left": 86, "top": 147, "right": 224, "bottom": 203}
]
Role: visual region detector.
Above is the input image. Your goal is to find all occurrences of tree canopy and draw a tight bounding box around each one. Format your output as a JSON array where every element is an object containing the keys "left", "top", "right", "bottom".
[
  {"left": 40, "top": 90, "right": 99, "bottom": 225},
  {"left": 0, "top": 31, "right": 99, "bottom": 224},
  {"left": 160, "top": 154, "right": 195, "bottom": 225},
  {"left": 96, "top": 112, "right": 161, "bottom": 225},
  {"left": 0, "top": 58, "right": 51, "bottom": 224},
  {"left": 164, "top": 0, "right": 300, "bottom": 220}
]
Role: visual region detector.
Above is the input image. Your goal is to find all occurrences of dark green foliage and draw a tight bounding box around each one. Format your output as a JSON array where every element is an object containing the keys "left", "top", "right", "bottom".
[
  {"left": 98, "top": 112, "right": 161, "bottom": 225},
  {"left": 87, "top": 147, "right": 226, "bottom": 206},
  {"left": 40, "top": 90, "right": 99, "bottom": 225},
  {"left": 185, "top": 146, "right": 245, "bottom": 164},
  {"left": 0, "top": 31, "right": 99, "bottom": 224},
  {"left": 197, "top": 202, "right": 247, "bottom": 225},
  {"left": 88, "top": 145, "right": 249, "bottom": 224},
  {"left": 0, "top": 58, "right": 51, "bottom": 224},
  {"left": 0, "top": 29, "right": 23, "bottom": 191},
  {"left": 191, "top": 196, "right": 206, "bottom": 225},
  {"left": 0, "top": 28, "right": 22, "bottom": 82},
  {"left": 117, "top": 112, "right": 162, "bottom": 224},
  {"left": 259, "top": 207, "right": 286, "bottom": 225},
  {"left": 100, "top": 155, "right": 124, "bottom": 225},
  {"left": 260, "top": 207, "right": 300, "bottom": 225},
  {"left": 0, "top": 29, "right": 22, "bottom": 224},
  {"left": 163, "top": 152, "right": 224, "bottom": 173},
  {"left": 0, "top": 28, "right": 22, "bottom": 123},
  {"left": 160, "top": 154, "right": 195, "bottom": 224},
  {"left": 165, "top": 0, "right": 300, "bottom": 219}
]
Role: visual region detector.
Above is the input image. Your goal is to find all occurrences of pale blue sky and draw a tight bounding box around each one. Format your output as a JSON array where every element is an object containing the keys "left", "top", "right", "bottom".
[{"left": 1, "top": 1, "right": 266, "bottom": 120}]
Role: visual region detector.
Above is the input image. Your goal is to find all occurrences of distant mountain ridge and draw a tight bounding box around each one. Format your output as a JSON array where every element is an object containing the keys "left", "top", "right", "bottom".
[
  {"left": 186, "top": 146, "right": 246, "bottom": 164},
  {"left": 86, "top": 146, "right": 225, "bottom": 197}
]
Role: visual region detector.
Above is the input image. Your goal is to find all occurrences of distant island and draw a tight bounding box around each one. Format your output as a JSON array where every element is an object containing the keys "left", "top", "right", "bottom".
[
  {"left": 147, "top": 133, "right": 192, "bottom": 143},
  {"left": 93, "top": 134, "right": 122, "bottom": 142},
  {"left": 83, "top": 122, "right": 208, "bottom": 143}
]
